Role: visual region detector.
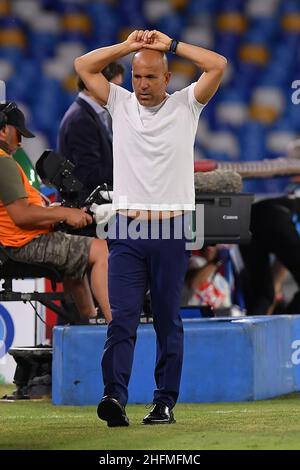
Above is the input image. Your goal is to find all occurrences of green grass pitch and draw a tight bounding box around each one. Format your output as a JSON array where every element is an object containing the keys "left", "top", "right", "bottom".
[{"left": 1, "top": 385, "right": 300, "bottom": 450}]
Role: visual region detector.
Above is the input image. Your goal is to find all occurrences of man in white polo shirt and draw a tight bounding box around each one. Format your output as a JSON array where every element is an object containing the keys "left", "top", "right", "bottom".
[{"left": 75, "top": 29, "right": 226, "bottom": 426}]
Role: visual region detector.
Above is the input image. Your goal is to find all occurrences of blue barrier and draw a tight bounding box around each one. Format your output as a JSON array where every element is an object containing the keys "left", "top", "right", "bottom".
[
  {"left": 291, "top": 315, "right": 300, "bottom": 390},
  {"left": 52, "top": 316, "right": 300, "bottom": 405}
]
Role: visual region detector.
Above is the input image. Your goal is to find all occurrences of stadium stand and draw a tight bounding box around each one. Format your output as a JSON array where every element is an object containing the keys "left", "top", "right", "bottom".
[{"left": 0, "top": 0, "right": 299, "bottom": 195}]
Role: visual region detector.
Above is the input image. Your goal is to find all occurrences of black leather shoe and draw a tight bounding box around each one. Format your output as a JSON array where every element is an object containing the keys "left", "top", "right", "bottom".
[
  {"left": 97, "top": 396, "right": 129, "bottom": 427},
  {"left": 142, "top": 403, "right": 176, "bottom": 425}
]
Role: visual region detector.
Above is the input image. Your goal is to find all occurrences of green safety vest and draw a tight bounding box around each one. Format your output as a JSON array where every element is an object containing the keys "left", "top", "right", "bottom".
[{"left": 13, "top": 148, "right": 40, "bottom": 190}]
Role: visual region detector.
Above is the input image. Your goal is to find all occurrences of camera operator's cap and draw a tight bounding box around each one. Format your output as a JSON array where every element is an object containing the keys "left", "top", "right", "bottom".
[{"left": 0, "top": 102, "right": 35, "bottom": 138}]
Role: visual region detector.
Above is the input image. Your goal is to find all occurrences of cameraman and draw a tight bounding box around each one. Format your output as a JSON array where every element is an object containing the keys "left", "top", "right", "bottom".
[{"left": 0, "top": 102, "right": 112, "bottom": 323}]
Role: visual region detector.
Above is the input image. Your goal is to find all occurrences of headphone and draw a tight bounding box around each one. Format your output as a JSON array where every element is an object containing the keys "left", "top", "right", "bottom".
[{"left": 0, "top": 102, "right": 17, "bottom": 130}]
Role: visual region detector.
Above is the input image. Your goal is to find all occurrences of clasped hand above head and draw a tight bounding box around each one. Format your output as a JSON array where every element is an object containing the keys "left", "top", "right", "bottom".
[{"left": 125, "top": 29, "right": 172, "bottom": 53}]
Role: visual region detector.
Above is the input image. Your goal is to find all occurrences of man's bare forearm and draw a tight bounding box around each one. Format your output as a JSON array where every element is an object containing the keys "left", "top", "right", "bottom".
[
  {"left": 14, "top": 204, "right": 68, "bottom": 227},
  {"left": 75, "top": 42, "right": 131, "bottom": 74},
  {"left": 6, "top": 199, "right": 92, "bottom": 229},
  {"left": 143, "top": 31, "right": 227, "bottom": 73},
  {"left": 175, "top": 42, "right": 227, "bottom": 72},
  {"left": 74, "top": 30, "right": 147, "bottom": 104}
]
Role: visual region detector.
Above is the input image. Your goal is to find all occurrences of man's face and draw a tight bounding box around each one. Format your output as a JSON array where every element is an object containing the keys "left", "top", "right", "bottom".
[
  {"left": 132, "top": 53, "right": 171, "bottom": 107},
  {"left": 3, "top": 125, "right": 21, "bottom": 153}
]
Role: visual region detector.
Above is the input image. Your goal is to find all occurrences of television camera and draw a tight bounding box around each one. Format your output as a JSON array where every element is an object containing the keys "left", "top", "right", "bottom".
[
  {"left": 35, "top": 150, "right": 253, "bottom": 245},
  {"left": 36, "top": 150, "right": 114, "bottom": 233}
]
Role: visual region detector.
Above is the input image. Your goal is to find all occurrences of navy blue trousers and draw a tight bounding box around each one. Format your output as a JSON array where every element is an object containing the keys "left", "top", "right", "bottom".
[{"left": 101, "top": 214, "right": 190, "bottom": 408}]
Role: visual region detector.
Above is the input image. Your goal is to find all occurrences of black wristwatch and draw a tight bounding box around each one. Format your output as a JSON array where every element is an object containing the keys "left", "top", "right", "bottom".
[{"left": 169, "top": 39, "right": 179, "bottom": 54}]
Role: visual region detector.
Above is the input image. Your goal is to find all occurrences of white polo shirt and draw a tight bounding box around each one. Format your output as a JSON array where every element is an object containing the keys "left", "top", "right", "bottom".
[{"left": 105, "top": 82, "right": 205, "bottom": 211}]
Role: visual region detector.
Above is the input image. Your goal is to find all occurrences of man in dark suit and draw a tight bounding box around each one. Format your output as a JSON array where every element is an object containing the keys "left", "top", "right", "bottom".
[{"left": 58, "top": 62, "right": 124, "bottom": 201}]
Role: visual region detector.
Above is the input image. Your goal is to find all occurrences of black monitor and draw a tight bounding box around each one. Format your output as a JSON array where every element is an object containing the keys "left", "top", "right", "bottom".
[{"left": 195, "top": 193, "right": 253, "bottom": 245}]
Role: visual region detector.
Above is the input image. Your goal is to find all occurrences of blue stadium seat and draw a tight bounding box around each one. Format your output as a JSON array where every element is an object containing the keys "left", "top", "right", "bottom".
[
  {"left": 1, "top": 0, "right": 298, "bottom": 199},
  {"left": 187, "top": 0, "right": 219, "bottom": 15},
  {"left": 239, "top": 121, "right": 267, "bottom": 161},
  {"left": 220, "top": 0, "right": 245, "bottom": 12},
  {"left": 29, "top": 31, "right": 58, "bottom": 60},
  {"left": 280, "top": 0, "right": 300, "bottom": 14},
  {"left": 157, "top": 14, "right": 185, "bottom": 40}
]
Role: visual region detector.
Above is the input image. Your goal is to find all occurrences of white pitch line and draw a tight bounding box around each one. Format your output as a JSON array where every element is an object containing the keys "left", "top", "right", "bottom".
[{"left": 1, "top": 415, "right": 90, "bottom": 420}]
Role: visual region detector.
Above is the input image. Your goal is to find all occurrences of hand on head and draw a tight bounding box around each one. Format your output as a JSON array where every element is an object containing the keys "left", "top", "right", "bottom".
[{"left": 126, "top": 30, "right": 171, "bottom": 53}]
